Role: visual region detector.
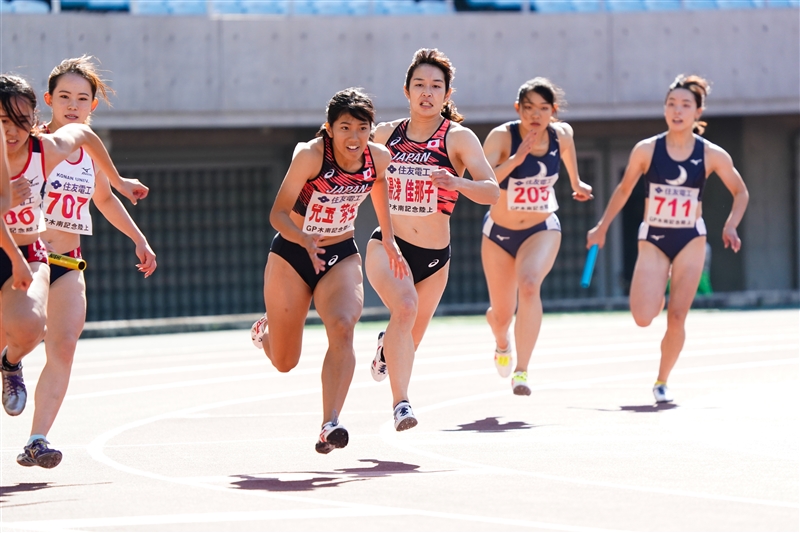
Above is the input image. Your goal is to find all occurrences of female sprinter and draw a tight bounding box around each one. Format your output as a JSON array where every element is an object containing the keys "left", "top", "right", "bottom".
[
  {"left": 1, "top": 126, "right": 34, "bottom": 292},
  {"left": 481, "top": 78, "right": 592, "bottom": 395},
  {"left": 366, "top": 49, "right": 499, "bottom": 429},
  {"left": 587, "top": 74, "right": 748, "bottom": 403},
  {"left": 1, "top": 73, "right": 138, "bottom": 441},
  {"left": 10, "top": 58, "right": 157, "bottom": 469},
  {"left": 251, "top": 88, "right": 406, "bottom": 454}
]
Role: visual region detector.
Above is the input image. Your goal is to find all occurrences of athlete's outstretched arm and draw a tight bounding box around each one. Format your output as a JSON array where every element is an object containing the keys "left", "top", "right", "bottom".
[
  {"left": 92, "top": 169, "right": 157, "bottom": 277},
  {"left": 706, "top": 143, "right": 749, "bottom": 252},
  {"left": 269, "top": 141, "right": 327, "bottom": 274},
  {"left": 369, "top": 144, "right": 408, "bottom": 280},
  {"left": 0, "top": 128, "right": 33, "bottom": 290},
  {"left": 439, "top": 127, "right": 499, "bottom": 205},
  {"left": 556, "top": 123, "right": 593, "bottom": 201},
  {"left": 587, "top": 140, "right": 654, "bottom": 249}
]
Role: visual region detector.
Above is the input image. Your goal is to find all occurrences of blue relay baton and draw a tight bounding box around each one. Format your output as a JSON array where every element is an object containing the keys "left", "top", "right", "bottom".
[{"left": 581, "top": 245, "right": 599, "bottom": 288}]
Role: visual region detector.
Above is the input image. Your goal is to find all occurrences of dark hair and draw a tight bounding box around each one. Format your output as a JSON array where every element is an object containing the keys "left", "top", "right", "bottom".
[
  {"left": 48, "top": 55, "right": 113, "bottom": 106},
  {"left": 404, "top": 48, "right": 464, "bottom": 123},
  {"left": 0, "top": 74, "right": 39, "bottom": 133},
  {"left": 517, "top": 77, "right": 565, "bottom": 122},
  {"left": 666, "top": 74, "right": 711, "bottom": 134},
  {"left": 316, "top": 87, "right": 375, "bottom": 138}
]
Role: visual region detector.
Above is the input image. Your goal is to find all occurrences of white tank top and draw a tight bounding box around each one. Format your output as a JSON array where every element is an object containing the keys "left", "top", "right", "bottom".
[
  {"left": 43, "top": 148, "right": 96, "bottom": 235},
  {"left": 3, "top": 138, "right": 47, "bottom": 236}
]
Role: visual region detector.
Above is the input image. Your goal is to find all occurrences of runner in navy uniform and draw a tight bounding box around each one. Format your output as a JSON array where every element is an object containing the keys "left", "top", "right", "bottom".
[
  {"left": 1, "top": 73, "right": 135, "bottom": 441},
  {"left": 251, "top": 88, "right": 406, "bottom": 453},
  {"left": 481, "top": 78, "right": 592, "bottom": 395},
  {"left": 587, "top": 75, "right": 749, "bottom": 403},
  {"left": 366, "top": 49, "right": 499, "bottom": 430},
  {"left": 11, "top": 57, "right": 156, "bottom": 469}
]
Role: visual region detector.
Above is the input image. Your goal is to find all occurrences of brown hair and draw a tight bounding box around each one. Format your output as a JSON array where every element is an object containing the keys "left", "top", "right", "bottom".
[
  {"left": 48, "top": 55, "right": 114, "bottom": 106},
  {"left": 666, "top": 74, "right": 711, "bottom": 135},
  {"left": 404, "top": 48, "right": 464, "bottom": 123},
  {"left": 316, "top": 87, "right": 375, "bottom": 138},
  {"left": 0, "top": 74, "right": 39, "bottom": 133},
  {"left": 517, "top": 77, "right": 565, "bottom": 123}
]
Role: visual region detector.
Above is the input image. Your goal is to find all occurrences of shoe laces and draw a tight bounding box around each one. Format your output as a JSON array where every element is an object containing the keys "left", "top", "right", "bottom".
[
  {"left": 512, "top": 371, "right": 527, "bottom": 381},
  {"left": 3, "top": 373, "right": 25, "bottom": 395},
  {"left": 394, "top": 402, "right": 411, "bottom": 418}
]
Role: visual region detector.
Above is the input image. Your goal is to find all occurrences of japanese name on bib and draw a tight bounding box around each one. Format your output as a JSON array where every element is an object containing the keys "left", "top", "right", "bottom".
[
  {"left": 646, "top": 183, "right": 699, "bottom": 228},
  {"left": 386, "top": 163, "right": 437, "bottom": 216},
  {"left": 303, "top": 190, "right": 370, "bottom": 236},
  {"left": 507, "top": 173, "right": 559, "bottom": 212}
]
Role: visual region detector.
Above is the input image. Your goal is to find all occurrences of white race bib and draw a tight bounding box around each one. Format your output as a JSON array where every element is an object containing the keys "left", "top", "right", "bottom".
[
  {"left": 303, "top": 190, "right": 369, "bottom": 236},
  {"left": 646, "top": 183, "right": 699, "bottom": 228},
  {"left": 4, "top": 155, "right": 47, "bottom": 236},
  {"left": 507, "top": 173, "right": 559, "bottom": 212},
  {"left": 44, "top": 150, "right": 95, "bottom": 235},
  {"left": 386, "top": 163, "right": 438, "bottom": 216}
]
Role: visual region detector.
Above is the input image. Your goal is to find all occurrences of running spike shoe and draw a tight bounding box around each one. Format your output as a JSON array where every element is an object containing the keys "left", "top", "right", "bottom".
[
  {"left": 250, "top": 315, "right": 267, "bottom": 350},
  {"left": 16, "top": 438, "right": 62, "bottom": 469},
  {"left": 511, "top": 371, "right": 531, "bottom": 396},
  {"left": 315, "top": 418, "right": 349, "bottom": 454},
  {"left": 494, "top": 344, "right": 513, "bottom": 378},
  {"left": 653, "top": 383, "right": 674, "bottom": 403},
  {"left": 370, "top": 331, "right": 388, "bottom": 382},
  {"left": 393, "top": 400, "right": 418, "bottom": 431}
]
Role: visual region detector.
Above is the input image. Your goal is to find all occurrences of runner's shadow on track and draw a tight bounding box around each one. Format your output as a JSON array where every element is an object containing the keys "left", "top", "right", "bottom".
[
  {"left": 586, "top": 404, "right": 679, "bottom": 413},
  {"left": 0, "top": 482, "right": 51, "bottom": 503},
  {"left": 443, "top": 416, "right": 537, "bottom": 432},
  {"left": 231, "top": 459, "right": 430, "bottom": 492}
]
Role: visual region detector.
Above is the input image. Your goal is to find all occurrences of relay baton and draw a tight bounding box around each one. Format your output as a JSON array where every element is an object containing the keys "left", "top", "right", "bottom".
[
  {"left": 580, "top": 245, "right": 598, "bottom": 288},
  {"left": 48, "top": 253, "right": 87, "bottom": 271}
]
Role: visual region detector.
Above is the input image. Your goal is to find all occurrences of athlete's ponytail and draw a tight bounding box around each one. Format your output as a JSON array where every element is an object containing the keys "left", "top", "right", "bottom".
[{"left": 441, "top": 99, "right": 464, "bottom": 124}]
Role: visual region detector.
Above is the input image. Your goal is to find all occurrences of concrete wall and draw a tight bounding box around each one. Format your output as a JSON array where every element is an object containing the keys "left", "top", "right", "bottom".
[{"left": 1, "top": 8, "right": 798, "bottom": 129}]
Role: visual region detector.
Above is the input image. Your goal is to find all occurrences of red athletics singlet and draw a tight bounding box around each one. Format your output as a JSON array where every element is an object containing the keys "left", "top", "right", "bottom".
[
  {"left": 292, "top": 135, "right": 376, "bottom": 236},
  {"left": 385, "top": 118, "right": 459, "bottom": 216}
]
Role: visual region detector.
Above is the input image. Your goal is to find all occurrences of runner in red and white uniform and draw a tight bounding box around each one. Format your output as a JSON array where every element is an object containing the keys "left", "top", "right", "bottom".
[
  {"left": 366, "top": 49, "right": 499, "bottom": 430},
  {"left": 481, "top": 78, "right": 592, "bottom": 395},
  {"left": 9, "top": 57, "right": 156, "bottom": 469},
  {"left": 0, "top": 126, "right": 33, "bottom": 292},
  {"left": 587, "top": 75, "right": 749, "bottom": 403},
  {"left": 0, "top": 73, "right": 135, "bottom": 445},
  {"left": 251, "top": 88, "right": 406, "bottom": 454}
]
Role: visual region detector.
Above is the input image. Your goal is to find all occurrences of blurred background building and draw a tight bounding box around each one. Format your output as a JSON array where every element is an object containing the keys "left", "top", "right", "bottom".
[{"left": 1, "top": 0, "right": 798, "bottom": 322}]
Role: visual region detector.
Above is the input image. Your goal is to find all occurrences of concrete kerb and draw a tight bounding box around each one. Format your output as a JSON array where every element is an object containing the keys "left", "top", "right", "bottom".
[{"left": 79, "top": 290, "right": 800, "bottom": 339}]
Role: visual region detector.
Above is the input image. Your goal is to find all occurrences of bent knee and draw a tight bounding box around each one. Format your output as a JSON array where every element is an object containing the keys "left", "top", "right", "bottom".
[
  {"left": 390, "top": 295, "right": 418, "bottom": 324},
  {"left": 632, "top": 314, "right": 655, "bottom": 328},
  {"left": 324, "top": 313, "right": 359, "bottom": 341},
  {"left": 271, "top": 356, "right": 300, "bottom": 373},
  {"left": 517, "top": 276, "right": 543, "bottom": 299}
]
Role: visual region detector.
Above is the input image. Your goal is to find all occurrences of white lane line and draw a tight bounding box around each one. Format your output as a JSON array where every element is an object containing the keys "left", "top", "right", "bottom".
[
  {"left": 380, "top": 358, "right": 799, "bottom": 510},
  {"left": 62, "top": 343, "right": 798, "bottom": 401},
  {"left": 3, "top": 507, "right": 624, "bottom": 533},
  {"left": 82, "top": 358, "right": 798, "bottom": 532}
]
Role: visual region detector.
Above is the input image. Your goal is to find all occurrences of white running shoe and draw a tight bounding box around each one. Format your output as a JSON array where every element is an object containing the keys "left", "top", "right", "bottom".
[
  {"left": 250, "top": 315, "right": 267, "bottom": 350},
  {"left": 315, "top": 417, "right": 349, "bottom": 454},
  {"left": 511, "top": 371, "right": 531, "bottom": 396},
  {"left": 653, "top": 383, "right": 674, "bottom": 403},
  {"left": 494, "top": 344, "right": 513, "bottom": 378},
  {"left": 393, "top": 400, "right": 418, "bottom": 431},
  {"left": 370, "top": 331, "right": 388, "bottom": 382}
]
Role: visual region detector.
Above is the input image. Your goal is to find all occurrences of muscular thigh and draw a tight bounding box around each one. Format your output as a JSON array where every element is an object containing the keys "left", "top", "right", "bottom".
[
  {"left": 264, "top": 253, "right": 313, "bottom": 361},
  {"left": 630, "top": 242, "right": 671, "bottom": 316},
  {"left": 46, "top": 270, "right": 87, "bottom": 345},
  {"left": 411, "top": 263, "right": 449, "bottom": 348},
  {"left": 313, "top": 254, "right": 364, "bottom": 326},
  {"left": 515, "top": 231, "right": 561, "bottom": 282}
]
